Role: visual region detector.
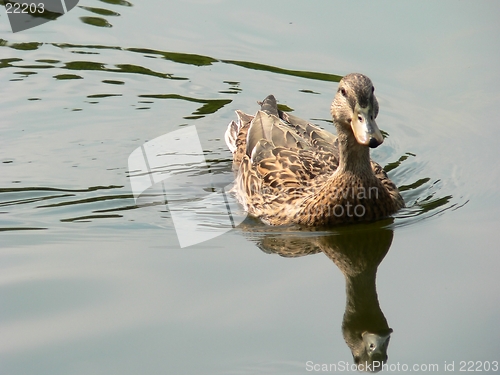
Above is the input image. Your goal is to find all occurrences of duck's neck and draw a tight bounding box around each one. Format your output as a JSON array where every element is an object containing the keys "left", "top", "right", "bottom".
[
  {"left": 336, "top": 127, "right": 373, "bottom": 177},
  {"left": 344, "top": 268, "right": 384, "bottom": 323},
  {"left": 342, "top": 268, "right": 391, "bottom": 357}
]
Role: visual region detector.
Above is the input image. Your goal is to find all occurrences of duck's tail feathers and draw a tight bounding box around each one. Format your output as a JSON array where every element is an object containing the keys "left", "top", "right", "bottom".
[
  {"left": 258, "top": 94, "right": 279, "bottom": 117},
  {"left": 225, "top": 120, "right": 239, "bottom": 153},
  {"left": 225, "top": 110, "right": 254, "bottom": 154}
]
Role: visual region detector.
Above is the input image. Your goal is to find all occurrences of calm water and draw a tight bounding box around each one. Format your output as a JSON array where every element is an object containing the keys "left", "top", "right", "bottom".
[{"left": 1, "top": 1, "right": 500, "bottom": 374}]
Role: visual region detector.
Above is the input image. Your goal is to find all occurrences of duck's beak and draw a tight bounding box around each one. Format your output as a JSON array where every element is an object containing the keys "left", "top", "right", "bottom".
[{"left": 351, "top": 104, "right": 384, "bottom": 148}]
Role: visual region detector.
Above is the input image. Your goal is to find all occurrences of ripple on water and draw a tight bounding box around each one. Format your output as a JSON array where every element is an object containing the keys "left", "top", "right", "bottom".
[{"left": 0, "top": 185, "right": 130, "bottom": 232}]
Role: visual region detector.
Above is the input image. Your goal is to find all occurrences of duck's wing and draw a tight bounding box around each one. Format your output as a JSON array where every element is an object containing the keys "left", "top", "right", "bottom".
[
  {"left": 246, "top": 94, "right": 338, "bottom": 156},
  {"left": 245, "top": 112, "right": 339, "bottom": 189},
  {"left": 259, "top": 94, "right": 339, "bottom": 150},
  {"left": 227, "top": 95, "right": 339, "bottom": 189},
  {"left": 245, "top": 110, "right": 311, "bottom": 160},
  {"left": 281, "top": 112, "right": 338, "bottom": 153}
]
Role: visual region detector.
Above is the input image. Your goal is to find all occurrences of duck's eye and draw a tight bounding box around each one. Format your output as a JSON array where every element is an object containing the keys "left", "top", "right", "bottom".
[
  {"left": 371, "top": 86, "right": 375, "bottom": 93},
  {"left": 340, "top": 87, "right": 347, "bottom": 97}
]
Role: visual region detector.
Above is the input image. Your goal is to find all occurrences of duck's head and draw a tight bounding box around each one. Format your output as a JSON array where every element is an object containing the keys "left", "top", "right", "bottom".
[{"left": 331, "top": 73, "right": 384, "bottom": 149}]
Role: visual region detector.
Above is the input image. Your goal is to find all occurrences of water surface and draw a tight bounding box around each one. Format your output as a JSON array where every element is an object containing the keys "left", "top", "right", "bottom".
[{"left": 1, "top": 1, "right": 499, "bottom": 374}]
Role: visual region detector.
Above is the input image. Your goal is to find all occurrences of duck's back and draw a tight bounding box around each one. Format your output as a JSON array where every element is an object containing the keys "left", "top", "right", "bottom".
[
  {"left": 226, "top": 95, "right": 339, "bottom": 169},
  {"left": 225, "top": 95, "right": 343, "bottom": 222}
]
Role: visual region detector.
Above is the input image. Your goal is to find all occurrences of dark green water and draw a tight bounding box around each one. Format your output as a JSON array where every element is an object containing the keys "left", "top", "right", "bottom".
[{"left": 1, "top": 1, "right": 499, "bottom": 374}]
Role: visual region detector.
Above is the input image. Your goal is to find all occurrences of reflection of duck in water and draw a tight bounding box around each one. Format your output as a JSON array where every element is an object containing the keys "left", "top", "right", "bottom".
[
  {"left": 318, "top": 225, "right": 393, "bottom": 371},
  {"left": 250, "top": 222, "right": 393, "bottom": 372},
  {"left": 225, "top": 73, "right": 404, "bottom": 226}
]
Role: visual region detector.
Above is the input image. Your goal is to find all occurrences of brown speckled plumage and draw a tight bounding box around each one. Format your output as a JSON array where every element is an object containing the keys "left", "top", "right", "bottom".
[{"left": 225, "top": 73, "right": 404, "bottom": 226}]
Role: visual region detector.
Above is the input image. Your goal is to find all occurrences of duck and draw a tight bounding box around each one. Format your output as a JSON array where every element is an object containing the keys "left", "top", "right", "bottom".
[{"left": 225, "top": 73, "right": 404, "bottom": 226}]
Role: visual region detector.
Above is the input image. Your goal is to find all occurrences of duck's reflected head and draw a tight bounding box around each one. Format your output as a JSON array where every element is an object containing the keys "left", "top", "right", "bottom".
[{"left": 353, "top": 329, "right": 393, "bottom": 372}]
